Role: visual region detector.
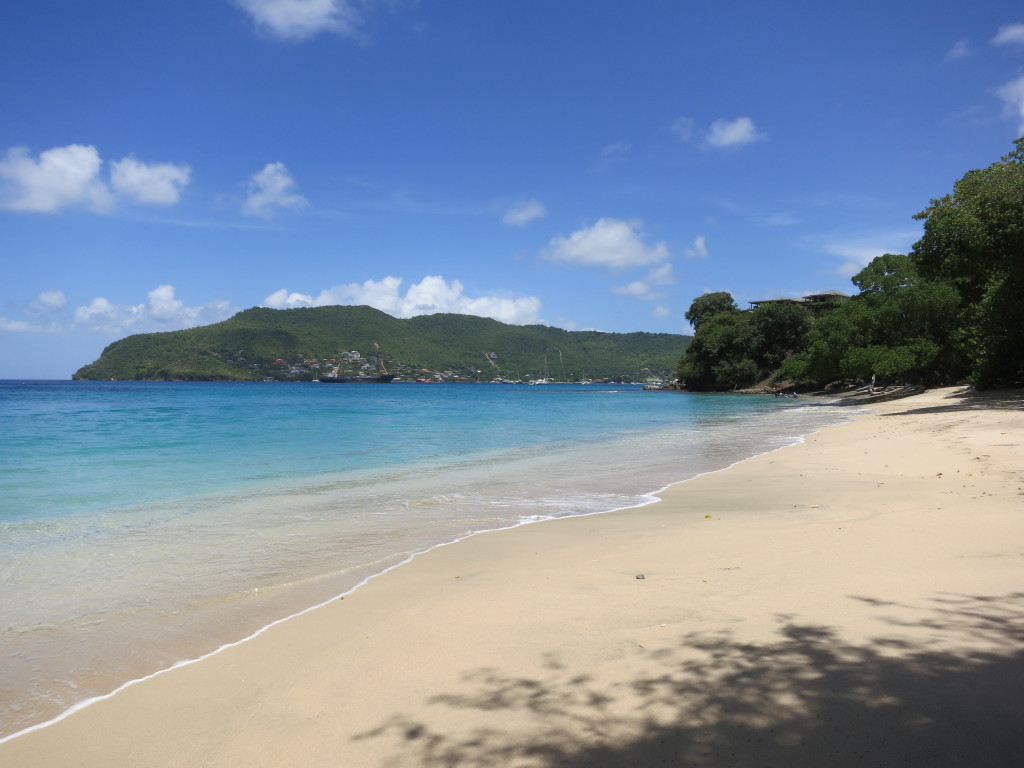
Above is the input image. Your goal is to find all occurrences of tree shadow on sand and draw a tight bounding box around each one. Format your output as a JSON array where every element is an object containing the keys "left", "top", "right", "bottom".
[
  {"left": 354, "top": 592, "right": 1024, "bottom": 767},
  {"left": 879, "top": 387, "right": 1024, "bottom": 415}
]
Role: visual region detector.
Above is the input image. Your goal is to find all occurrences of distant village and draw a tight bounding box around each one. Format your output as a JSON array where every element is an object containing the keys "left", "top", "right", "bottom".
[{"left": 230, "top": 349, "right": 664, "bottom": 384}]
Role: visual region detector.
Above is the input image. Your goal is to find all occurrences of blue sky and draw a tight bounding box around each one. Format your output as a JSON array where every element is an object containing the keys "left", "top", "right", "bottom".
[{"left": 3, "top": 1, "right": 1024, "bottom": 378}]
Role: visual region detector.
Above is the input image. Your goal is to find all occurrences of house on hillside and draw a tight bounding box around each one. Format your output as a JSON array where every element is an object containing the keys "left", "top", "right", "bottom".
[{"left": 748, "top": 290, "right": 850, "bottom": 309}]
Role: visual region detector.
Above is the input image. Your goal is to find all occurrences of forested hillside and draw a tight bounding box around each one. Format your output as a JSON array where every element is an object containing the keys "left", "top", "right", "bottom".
[
  {"left": 73, "top": 305, "right": 690, "bottom": 382},
  {"left": 677, "top": 137, "right": 1024, "bottom": 392}
]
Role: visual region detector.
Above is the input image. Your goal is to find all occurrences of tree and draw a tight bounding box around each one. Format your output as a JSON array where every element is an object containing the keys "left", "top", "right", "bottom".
[
  {"left": 781, "top": 255, "right": 961, "bottom": 386},
  {"left": 684, "top": 292, "right": 738, "bottom": 332},
  {"left": 911, "top": 137, "right": 1024, "bottom": 388},
  {"left": 747, "top": 302, "right": 811, "bottom": 370},
  {"left": 678, "top": 311, "right": 756, "bottom": 390},
  {"left": 679, "top": 294, "right": 815, "bottom": 390}
]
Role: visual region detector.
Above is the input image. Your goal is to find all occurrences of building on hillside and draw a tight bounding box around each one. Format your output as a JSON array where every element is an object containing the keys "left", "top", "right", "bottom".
[{"left": 748, "top": 290, "right": 850, "bottom": 309}]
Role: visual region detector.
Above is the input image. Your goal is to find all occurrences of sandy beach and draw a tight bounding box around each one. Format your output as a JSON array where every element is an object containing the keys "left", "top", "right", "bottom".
[{"left": 2, "top": 385, "right": 1022, "bottom": 767}]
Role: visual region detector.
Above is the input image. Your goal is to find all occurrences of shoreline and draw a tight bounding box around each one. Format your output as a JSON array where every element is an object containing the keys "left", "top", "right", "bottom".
[
  {"left": 2, "top": 385, "right": 1021, "bottom": 766},
  {"left": 0, "top": 390, "right": 849, "bottom": 745},
  {"left": 0, "top": 396, "right": 845, "bottom": 746}
]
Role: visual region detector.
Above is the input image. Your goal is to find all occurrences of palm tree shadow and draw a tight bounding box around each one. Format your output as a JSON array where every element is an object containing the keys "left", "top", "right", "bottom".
[{"left": 353, "top": 592, "right": 1024, "bottom": 767}]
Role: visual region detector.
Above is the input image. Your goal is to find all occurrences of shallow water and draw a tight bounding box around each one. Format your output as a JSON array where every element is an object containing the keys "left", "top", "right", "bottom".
[{"left": 0, "top": 380, "right": 850, "bottom": 739}]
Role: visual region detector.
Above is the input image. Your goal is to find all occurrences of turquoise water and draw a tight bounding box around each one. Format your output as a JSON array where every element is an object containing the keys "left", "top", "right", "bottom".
[{"left": 0, "top": 380, "right": 850, "bottom": 739}]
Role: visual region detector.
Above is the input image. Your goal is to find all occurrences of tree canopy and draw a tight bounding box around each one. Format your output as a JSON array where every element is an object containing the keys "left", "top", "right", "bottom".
[
  {"left": 676, "top": 137, "right": 1024, "bottom": 391},
  {"left": 910, "top": 137, "right": 1024, "bottom": 388}
]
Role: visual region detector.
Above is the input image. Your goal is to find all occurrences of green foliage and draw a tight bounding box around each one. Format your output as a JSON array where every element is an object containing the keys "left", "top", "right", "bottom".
[
  {"left": 684, "top": 292, "right": 738, "bottom": 332},
  {"left": 781, "top": 256, "right": 961, "bottom": 387},
  {"left": 682, "top": 138, "right": 1024, "bottom": 392},
  {"left": 677, "top": 293, "right": 812, "bottom": 391},
  {"left": 911, "top": 137, "right": 1024, "bottom": 388},
  {"left": 72, "top": 306, "right": 691, "bottom": 382}
]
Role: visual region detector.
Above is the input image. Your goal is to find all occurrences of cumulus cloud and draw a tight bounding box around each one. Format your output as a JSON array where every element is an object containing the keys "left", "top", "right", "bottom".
[
  {"left": 0, "top": 145, "right": 194, "bottom": 213},
  {"left": 652, "top": 305, "right": 673, "bottom": 318},
  {"left": 234, "top": 0, "right": 362, "bottom": 41},
  {"left": 264, "top": 276, "right": 542, "bottom": 325},
  {"left": 111, "top": 157, "right": 191, "bottom": 205},
  {"left": 705, "top": 117, "right": 765, "bottom": 148},
  {"left": 28, "top": 290, "right": 68, "bottom": 313},
  {"left": 612, "top": 263, "right": 676, "bottom": 301},
  {"left": 263, "top": 289, "right": 315, "bottom": 308},
  {"left": 73, "top": 285, "right": 235, "bottom": 334},
  {"left": 995, "top": 75, "right": 1024, "bottom": 132},
  {"left": 542, "top": 218, "right": 670, "bottom": 269},
  {"left": 672, "top": 116, "right": 765, "bottom": 149},
  {"left": 502, "top": 198, "right": 546, "bottom": 227},
  {"left": 685, "top": 236, "right": 709, "bottom": 259},
  {"left": 992, "top": 23, "right": 1024, "bottom": 47},
  {"left": 243, "top": 162, "right": 308, "bottom": 218},
  {"left": 0, "top": 144, "right": 114, "bottom": 213}
]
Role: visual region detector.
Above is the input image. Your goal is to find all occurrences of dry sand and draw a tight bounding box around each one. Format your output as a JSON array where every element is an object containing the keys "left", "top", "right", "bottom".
[{"left": 2, "top": 385, "right": 1022, "bottom": 767}]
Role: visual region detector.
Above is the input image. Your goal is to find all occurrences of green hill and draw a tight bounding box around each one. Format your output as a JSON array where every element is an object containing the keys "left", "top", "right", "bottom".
[{"left": 72, "top": 305, "right": 691, "bottom": 382}]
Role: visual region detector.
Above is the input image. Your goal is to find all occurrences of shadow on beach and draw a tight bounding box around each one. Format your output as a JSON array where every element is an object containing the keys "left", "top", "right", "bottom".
[
  {"left": 879, "top": 387, "right": 1024, "bottom": 416},
  {"left": 829, "top": 385, "right": 1024, "bottom": 414},
  {"left": 354, "top": 592, "right": 1024, "bottom": 767}
]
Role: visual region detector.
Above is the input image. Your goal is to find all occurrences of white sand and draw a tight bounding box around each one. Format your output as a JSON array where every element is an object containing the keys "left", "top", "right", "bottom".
[{"left": 2, "top": 385, "right": 1022, "bottom": 767}]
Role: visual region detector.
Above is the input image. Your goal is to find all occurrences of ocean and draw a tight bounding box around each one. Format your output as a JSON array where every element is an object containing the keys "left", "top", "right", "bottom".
[{"left": 0, "top": 380, "right": 852, "bottom": 740}]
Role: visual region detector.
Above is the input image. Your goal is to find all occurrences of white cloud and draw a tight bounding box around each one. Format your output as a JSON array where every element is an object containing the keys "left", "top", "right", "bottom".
[
  {"left": 992, "top": 23, "right": 1024, "bottom": 47},
  {"left": 111, "top": 157, "right": 191, "bottom": 205},
  {"left": 819, "top": 231, "right": 920, "bottom": 276},
  {"left": 995, "top": 75, "right": 1024, "bottom": 132},
  {"left": 0, "top": 144, "right": 114, "bottom": 213},
  {"left": 264, "top": 276, "right": 543, "bottom": 325},
  {"left": 74, "top": 285, "right": 235, "bottom": 334},
  {"left": 652, "top": 305, "right": 673, "bottom": 318},
  {"left": 0, "top": 317, "right": 62, "bottom": 333},
  {"left": 502, "top": 198, "right": 546, "bottom": 227},
  {"left": 684, "top": 235, "right": 708, "bottom": 259},
  {"left": 648, "top": 262, "right": 676, "bottom": 285},
  {"left": 28, "top": 290, "right": 68, "bottom": 313},
  {"left": 705, "top": 117, "right": 765, "bottom": 148},
  {"left": 671, "top": 117, "right": 695, "bottom": 141},
  {"left": 1, "top": 317, "right": 31, "bottom": 332},
  {"left": 263, "top": 289, "right": 315, "bottom": 308},
  {"left": 0, "top": 145, "right": 194, "bottom": 213},
  {"left": 612, "top": 280, "right": 656, "bottom": 298},
  {"left": 243, "top": 162, "right": 308, "bottom": 218},
  {"left": 234, "top": 0, "right": 362, "bottom": 41},
  {"left": 612, "top": 263, "right": 676, "bottom": 301},
  {"left": 542, "top": 218, "right": 670, "bottom": 269},
  {"left": 946, "top": 39, "right": 971, "bottom": 60}
]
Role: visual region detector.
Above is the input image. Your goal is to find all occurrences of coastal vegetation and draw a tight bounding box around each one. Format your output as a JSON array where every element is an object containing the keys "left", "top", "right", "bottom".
[
  {"left": 677, "top": 137, "right": 1024, "bottom": 392},
  {"left": 73, "top": 305, "right": 689, "bottom": 382}
]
